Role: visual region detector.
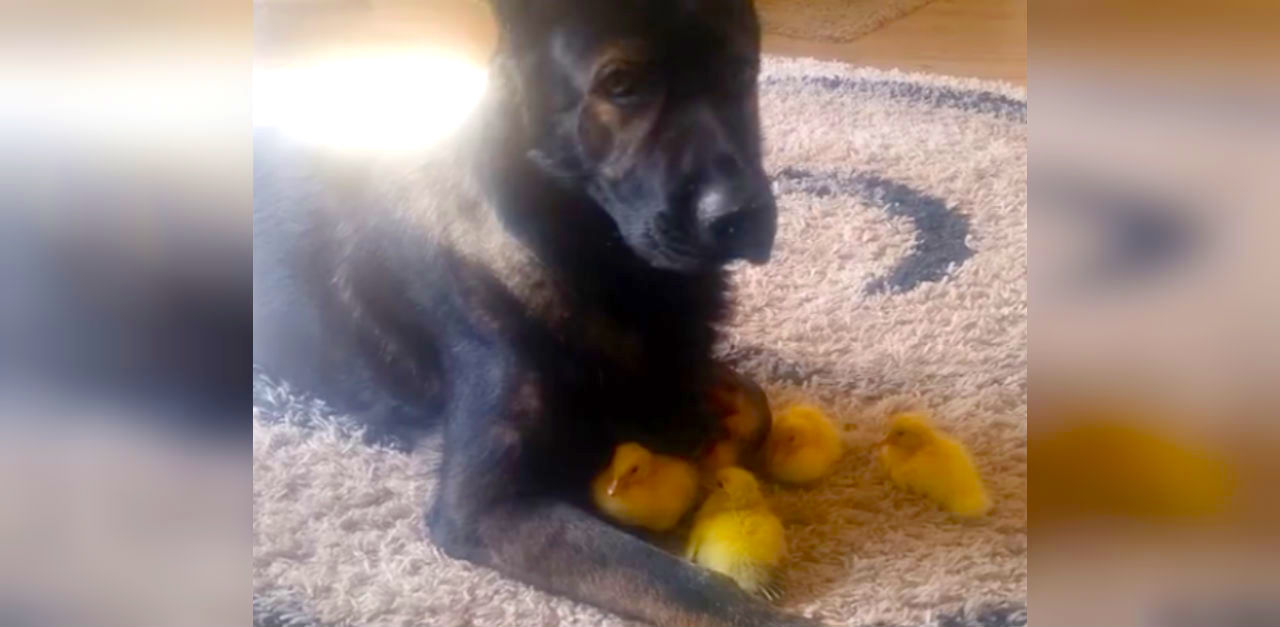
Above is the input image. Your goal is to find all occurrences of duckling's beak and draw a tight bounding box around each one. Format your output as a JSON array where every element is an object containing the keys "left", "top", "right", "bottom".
[{"left": 606, "top": 477, "right": 621, "bottom": 496}]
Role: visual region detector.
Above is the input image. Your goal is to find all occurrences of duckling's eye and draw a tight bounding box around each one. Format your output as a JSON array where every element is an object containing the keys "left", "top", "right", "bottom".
[
  {"left": 626, "top": 466, "right": 639, "bottom": 476},
  {"left": 716, "top": 480, "right": 725, "bottom": 489}
]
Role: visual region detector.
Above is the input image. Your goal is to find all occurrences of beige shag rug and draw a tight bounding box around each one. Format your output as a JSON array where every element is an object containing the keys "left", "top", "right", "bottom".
[
  {"left": 253, "top": 58, "right": 1027, "bottom": 627},
  {"left": 756, "top": 0, "right": 935, "bottom": 43}
]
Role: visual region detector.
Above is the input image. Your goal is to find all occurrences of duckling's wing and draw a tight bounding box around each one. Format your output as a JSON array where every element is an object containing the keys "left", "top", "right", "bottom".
[
  {"left": 692, "top": 513, "right": 783, "bottom": 598},
  {"left": 894, "top": 448, "right": 939, "bottom": 488},
  {"left": 739, "top": 510, "right": 787, "bottom": 561},
  {"left": 916, "top": 441, "right": 974, "bottom": 486}
]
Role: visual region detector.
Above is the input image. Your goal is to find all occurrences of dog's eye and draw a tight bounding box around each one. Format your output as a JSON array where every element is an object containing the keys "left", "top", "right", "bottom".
[{"left": 597, "top": 65, "right": 645, "bottom": 102}]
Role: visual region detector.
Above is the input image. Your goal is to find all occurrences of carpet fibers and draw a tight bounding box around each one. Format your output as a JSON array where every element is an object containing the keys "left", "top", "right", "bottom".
[{"left": 253, "top": 57, "right": 1027, "bottom": 627}]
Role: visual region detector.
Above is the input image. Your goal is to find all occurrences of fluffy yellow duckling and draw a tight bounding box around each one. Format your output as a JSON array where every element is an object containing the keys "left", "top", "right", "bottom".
[
  {"left": 764, "top": 404, "right": 844, "bottom": 484},
  {"left": 700, "top": 369, "right": 772, "bottom": 474},
  {"left": 877, "top": 412, "right": 991, "bottom": 517},
  {"left": 591, "top": 442, "right": 699, "bottom": 532},
  {"left": 685, "top": 467, "right": 787, "bottom": 599}
]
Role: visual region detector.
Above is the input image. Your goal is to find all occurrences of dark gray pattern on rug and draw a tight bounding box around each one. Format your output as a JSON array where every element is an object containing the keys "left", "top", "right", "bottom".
[{"left": 772, "top": 167, "right": 975, "bottom": 294}]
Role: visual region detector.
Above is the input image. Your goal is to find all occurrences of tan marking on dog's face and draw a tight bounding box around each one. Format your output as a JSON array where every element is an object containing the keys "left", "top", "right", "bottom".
[{"left": 578, "top": 41, "right": 663, "bottom": 178}]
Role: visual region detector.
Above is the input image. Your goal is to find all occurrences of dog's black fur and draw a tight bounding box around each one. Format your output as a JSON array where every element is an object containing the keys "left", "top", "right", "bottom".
[{"left": 253, "top": 0, "right": 814, "bottom": 624}]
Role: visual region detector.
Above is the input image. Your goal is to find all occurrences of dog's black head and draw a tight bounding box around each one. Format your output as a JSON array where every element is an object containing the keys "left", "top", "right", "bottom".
[{"left": 491, "top": 0, "right": 776, "bottom": 273}]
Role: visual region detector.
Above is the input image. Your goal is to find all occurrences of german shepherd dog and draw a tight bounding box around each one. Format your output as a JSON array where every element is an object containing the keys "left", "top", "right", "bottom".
[{"left": 253, "top": 0, "right": 814, "bottom": 624}]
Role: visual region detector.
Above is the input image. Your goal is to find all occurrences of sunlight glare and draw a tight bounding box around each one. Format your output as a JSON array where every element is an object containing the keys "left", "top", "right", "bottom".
[{"left": 253, "top": 49, "right": 488, "bottom": 153}]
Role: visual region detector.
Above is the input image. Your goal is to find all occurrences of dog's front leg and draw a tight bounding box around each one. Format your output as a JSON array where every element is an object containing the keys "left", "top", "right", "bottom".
[
  {"left": 435, "top": 498, "right": 816, "bottom": 627},
  {"left": 425, "top": 349, "right": 817, "bottom": 627}
]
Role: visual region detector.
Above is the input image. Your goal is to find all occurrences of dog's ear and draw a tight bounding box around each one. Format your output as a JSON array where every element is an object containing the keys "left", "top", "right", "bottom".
[
  {"left": 488, "top": 0, "right": 559, "bottom": 50},
  {"left": 486, "top": 0, "right": 528, "bottom": 24},
  {"left": 486, "top": 0, "right": 519, "bottom": 32},
  {"left": 483, "top": 1, "right": 555, "bottom": 166}
]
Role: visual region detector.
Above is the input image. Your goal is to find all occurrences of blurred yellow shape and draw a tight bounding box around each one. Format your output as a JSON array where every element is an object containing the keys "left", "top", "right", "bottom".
[{"left": 1032, "top": 413, "right": 1236, "bottom": 520}]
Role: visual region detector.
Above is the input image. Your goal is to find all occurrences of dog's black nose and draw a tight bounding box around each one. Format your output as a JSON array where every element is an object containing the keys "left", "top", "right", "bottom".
[{"left": 695, "top": 182, "right": 777, "bottom": 264}]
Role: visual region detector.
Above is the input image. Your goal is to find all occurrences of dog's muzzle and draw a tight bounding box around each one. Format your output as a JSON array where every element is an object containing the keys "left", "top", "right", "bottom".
[{"left": 695, "top": 179, "right": 777, "bottom": 264}]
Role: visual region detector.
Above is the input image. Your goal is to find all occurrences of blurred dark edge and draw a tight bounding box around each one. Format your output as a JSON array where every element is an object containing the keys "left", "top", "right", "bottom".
[
  {"left": 0, "top": 0, "right": 252, "bottom": 443},
  {"left": 0, "top": 146, "right": 251, "bottom": 442}
]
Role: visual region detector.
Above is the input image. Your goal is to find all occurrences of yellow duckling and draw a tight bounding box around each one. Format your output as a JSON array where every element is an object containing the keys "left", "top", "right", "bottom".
[
  {"left": 591, "top": 442, "right": 699, "bottom": 532},
  {"left": 877, "top": 412, "right": 991, "bottom": 517},
  {"left": 764, "top": 404, "right": 844, "bottom": 484},
  {"left": 686, "top": 467, "right": 787, "bottom": 599}
]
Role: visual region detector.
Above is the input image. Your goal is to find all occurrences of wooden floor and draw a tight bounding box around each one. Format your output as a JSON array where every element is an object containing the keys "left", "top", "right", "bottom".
[
  {"left": 257, "top": 0, "right": 1026, "bottom": 85},
  {"left": 765, "top": 0, "right": 1026, "bottom": 85}
]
